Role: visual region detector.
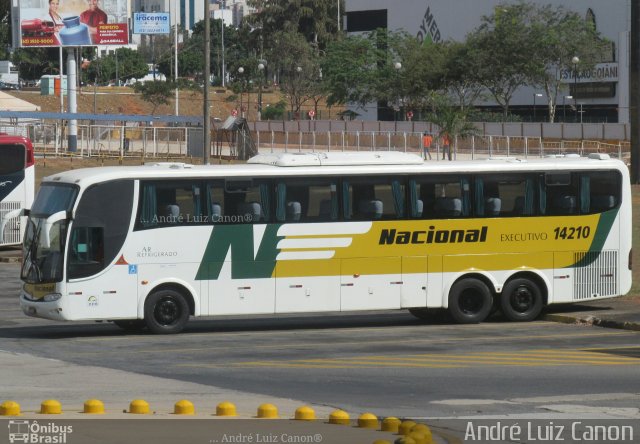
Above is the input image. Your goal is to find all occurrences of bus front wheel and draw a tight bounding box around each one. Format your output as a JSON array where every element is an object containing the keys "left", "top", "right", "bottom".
[
  {"left": 144, "top": 289, "right": 190, "bottom": 334},
  {"left": 500, "top": 278, "right": 543, "bottom": 322},
  {"left": 448, "top": 278, "right": 493, "bottom": 324}
]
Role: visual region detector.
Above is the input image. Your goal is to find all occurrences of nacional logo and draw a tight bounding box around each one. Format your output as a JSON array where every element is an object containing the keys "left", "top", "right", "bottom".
[{"left": 379, "top": 226, "right": 488, "bottom": 245}]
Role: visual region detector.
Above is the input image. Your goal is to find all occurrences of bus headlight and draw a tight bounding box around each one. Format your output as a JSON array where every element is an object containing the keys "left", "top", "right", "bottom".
[{"left": 43, "top": 293, "right": 62, "bottom": 302}]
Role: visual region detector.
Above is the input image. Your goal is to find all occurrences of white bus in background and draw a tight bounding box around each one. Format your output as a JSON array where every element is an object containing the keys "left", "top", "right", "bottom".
[
  {"left": 0, "top": 135, "right": 35, "bottom": 247},
  {"left": 18, "top": 152, "right": 632, "bottom": 333}
]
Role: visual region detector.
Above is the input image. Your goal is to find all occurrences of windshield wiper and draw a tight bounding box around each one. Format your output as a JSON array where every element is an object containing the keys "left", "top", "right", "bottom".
[{"left": 22, "top": 219, "right": 42, "bottom": 282}]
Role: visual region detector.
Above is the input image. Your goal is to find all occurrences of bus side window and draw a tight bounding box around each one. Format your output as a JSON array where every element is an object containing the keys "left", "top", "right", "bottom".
[
  {"left": 345, "top": 177, "right": 405, "bottom": 221},
  {"left": 581, "top": 171, "right": 621, "bottom": 214},
  {"left": 544, "top": 173, "right": 579, "bottom": 216},
  {"left": 226, "top": 179, "right": 271, "bottom": 223},
  {"left": 68, "top": 226, "right": 104, "bottom": 278}
]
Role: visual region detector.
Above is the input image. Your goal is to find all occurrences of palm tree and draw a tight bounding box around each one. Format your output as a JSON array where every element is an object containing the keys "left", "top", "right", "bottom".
[{"left": 427, "top": 97, "right": 479, "bottom": 160}]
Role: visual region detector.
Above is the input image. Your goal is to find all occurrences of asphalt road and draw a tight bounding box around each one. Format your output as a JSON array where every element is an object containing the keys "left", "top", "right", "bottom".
[{"left": 1, "top": 262, "right": 639, "bottom": 423}]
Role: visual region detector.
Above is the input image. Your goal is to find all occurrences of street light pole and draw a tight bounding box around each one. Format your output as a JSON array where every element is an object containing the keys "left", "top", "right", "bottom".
[
  {"left": 533, "top": 93, "right": 542, "bottom": 122},
  {"left": 572, "top": 56, "right": 580, "bottom": 122},
  {"left": 238, "top": 66, "right": 244, "bottom": 117},
  {"left": 203, "top": 0, "right": 211, "bottom": 165},
  {"left": 394, "top": 61, "right": 402, "bottom": 121},
  {"left": 257, "top": 62, "right": 265, "bottom": 121},
  {"left": 564, "top": 95, "right": 572, "bottom": 122}
]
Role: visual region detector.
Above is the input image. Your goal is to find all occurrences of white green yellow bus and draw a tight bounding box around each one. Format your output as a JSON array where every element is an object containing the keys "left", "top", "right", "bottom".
[{"left": 19, "top": 151, "right": 632, "bottom": 334}]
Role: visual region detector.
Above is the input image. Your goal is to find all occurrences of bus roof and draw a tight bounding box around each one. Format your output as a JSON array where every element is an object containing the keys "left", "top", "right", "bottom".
[{"left": 42, "top": 152, "right": 628, "bottom": 188}]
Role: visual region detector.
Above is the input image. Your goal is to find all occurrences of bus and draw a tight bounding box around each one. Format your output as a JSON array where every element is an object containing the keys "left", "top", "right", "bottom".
[
  {"left": 19, "top": 151, "right": 631, "bottom": 334},
  {"left": 0, "top": 135, "right": 35, "bottom": 247}
]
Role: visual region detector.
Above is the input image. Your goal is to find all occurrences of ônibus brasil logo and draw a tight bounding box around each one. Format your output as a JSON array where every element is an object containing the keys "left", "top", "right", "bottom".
[{"left": 8, "top": 420, "right": 73, "bottom": 443}]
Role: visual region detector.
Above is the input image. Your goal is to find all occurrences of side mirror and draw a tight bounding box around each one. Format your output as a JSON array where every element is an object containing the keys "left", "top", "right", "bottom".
[
  {"left": 42, "top": 211, "right": 68, "bottom": 249},
  {"left": 0, "top": 208, "right": 27, "bottom": 244}
]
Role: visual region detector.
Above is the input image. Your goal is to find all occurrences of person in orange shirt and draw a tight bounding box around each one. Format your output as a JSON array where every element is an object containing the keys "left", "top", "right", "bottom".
[
  {"left": 442, "top": 133, "right": 451, "bottom": 161},
  {"left": 421, "top": 131, "right": 432, "bottom": 160}
]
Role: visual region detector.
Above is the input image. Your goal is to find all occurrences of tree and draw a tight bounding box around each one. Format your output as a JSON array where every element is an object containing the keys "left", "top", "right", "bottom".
[
  {"left": 133, "top": 80, "right": 173, "bottom": 115},
  {"left": 12, "top": 48, "right": 60, "bottom": 80},
  {"left": 321, "top": 33, "right": 379, "bottom": 108},
  {"left": 468, "top": 3, "right": 540, "bottom": 118},
  {"left": 0, "top": 0, "right": 11, "bottom": 60},
  {"left": 87, "top": 48, "right": 147, "bottom": 84},
  {"left": 441, "top": 41, "right": 485, "bottom": 111},
  {"left": 246, "top": 0, "right": 340, "bottom": 53},
  {"left": 428, "top": 95, "right": 480, "bottom": 158},
  {"left": 526, "top": 4, "right": 606, "bottom": 122},
  {"left": 321, "top": 30, "right": 448, "bottom": 117},
  {"left": 269, "top": 31, "right": 316, "bottom": 117}
]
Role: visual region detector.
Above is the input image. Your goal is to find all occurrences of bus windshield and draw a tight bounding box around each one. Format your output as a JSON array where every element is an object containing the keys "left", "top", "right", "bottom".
[
  {"left": 0, "top": 144, "right": 24, "bottom": 175},
  {"left": 21, "top": 184, "right": 78, "bottom": 284}
]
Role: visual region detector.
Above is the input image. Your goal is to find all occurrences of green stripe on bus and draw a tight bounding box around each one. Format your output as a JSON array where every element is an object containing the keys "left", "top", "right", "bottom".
[
  {"left": 572, "top": 209, "right": 619, "bottom": 268},
  {"left": 195, "top": 225, "right": 282, "bottom": 280}
]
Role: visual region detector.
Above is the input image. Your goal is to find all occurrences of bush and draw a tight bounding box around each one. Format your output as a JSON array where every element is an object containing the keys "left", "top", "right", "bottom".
[{"left": 262, "top": 100, "right": 287, "bottom": 120}]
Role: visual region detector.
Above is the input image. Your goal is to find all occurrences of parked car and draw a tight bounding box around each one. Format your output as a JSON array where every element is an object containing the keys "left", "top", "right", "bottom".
[{"left": 0, "top": 81, "right": 20, "bottom": 91}]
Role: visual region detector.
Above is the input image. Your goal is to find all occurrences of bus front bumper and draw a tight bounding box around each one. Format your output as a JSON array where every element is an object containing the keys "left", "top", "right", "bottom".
[{"left": 20, "top": 293, "right": 66, "bottom": 321}]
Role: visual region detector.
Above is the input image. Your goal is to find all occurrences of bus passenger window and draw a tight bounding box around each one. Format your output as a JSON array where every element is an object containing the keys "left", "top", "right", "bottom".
[
  {"left": 581, "top": 171, "right": 621, "bottom": 214},
  {"left": 225, "top": 179, "right": 271, "bottom": 223},
  {"left": 276, "top": 179, "right": 337, "bottom": 222},
  {"left": 411, "top": 176, "right": 469, "bottom": 219},
  {"left": 544, "top": 173, "right": 579, "bottom": 216},
  {"left": 344, "top": 177, "right": 405, "bottom": 220}
]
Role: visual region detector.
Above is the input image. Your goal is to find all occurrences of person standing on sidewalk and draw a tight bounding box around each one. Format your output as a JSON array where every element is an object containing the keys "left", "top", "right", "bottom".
[
  {"left": 421, "top": 131, "right": 433, "bottom": 160},
  {"left": 441, "top": 132, "right": 452, "bottom": 161}
]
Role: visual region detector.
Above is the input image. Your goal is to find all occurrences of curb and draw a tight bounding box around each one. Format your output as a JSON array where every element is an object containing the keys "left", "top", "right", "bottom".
[{"left": 542, "top": 313, "right": 640, "bottom": 332}]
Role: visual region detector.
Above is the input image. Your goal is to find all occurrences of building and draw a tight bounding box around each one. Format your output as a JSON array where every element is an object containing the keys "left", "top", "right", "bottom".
[{"left": 345, "top": 0, "right": 630, "bottom": 123}]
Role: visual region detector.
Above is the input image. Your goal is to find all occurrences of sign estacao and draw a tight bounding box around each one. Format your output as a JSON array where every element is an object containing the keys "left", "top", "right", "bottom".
[
  {"left": 133, "top": 13, "right": 170, "bottom": 35},
  {"left": 558, "top": 62, "right": 619, "bottom": 84}
]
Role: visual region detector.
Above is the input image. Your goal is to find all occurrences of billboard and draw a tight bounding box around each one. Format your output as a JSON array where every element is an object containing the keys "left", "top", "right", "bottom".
[
  {"left": 133, "top": 13, "right": 171, "bottom": 35},
  {"left": 18, "top": 0, "right": 129, "bottom": 47}
]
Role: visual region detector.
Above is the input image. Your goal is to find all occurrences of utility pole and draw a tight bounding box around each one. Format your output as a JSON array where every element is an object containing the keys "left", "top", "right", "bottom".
[{"left": 203, "top": 0, "right": 211, "bottom": 165}]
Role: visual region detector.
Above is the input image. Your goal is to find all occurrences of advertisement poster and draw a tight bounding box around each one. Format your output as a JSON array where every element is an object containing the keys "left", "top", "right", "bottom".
[
  {"left": 19, "top": 0, "right": 129, "bottom": 47},
  {"left": 133, "top": 13, "right": 171, "bottom": 35}
]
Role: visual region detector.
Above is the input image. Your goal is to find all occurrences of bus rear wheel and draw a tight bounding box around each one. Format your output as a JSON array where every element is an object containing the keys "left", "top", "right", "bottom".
[
  {"left": 448, "top": 278, "right": 493, "bottom": 324},
  {"left": 144, "top": 289, "right": 190, "bottom": 334},
  {"left": 500, "top": 278, "right": 543, "bottom": 322}
]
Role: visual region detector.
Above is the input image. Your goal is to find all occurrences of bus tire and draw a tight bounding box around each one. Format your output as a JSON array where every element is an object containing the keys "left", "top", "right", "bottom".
[
  {"left": 448, "top": 278, "right": 493, "bottom": 324},
  {"left": 500, "top": 278, "right": 543, "bottom": 322},
  {"left": 144, "top": 289, "right": 190, "bottom": 334},
  {"left": 113, "top": 319, "right": 146, "bottom": 332}
]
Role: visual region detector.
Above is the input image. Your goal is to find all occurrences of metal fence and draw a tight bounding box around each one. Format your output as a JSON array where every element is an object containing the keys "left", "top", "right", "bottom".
[
  {"left": 252, "top": 130, "right": 629, "bottom": 161},
  {"left": 0, "top": 122, "right": 631, "bottom": 161}
]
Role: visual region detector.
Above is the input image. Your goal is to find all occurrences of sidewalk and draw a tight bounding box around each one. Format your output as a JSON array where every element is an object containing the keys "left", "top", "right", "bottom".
[{"left": 542, "top": 296, "right": 640, "bottom": 332}]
